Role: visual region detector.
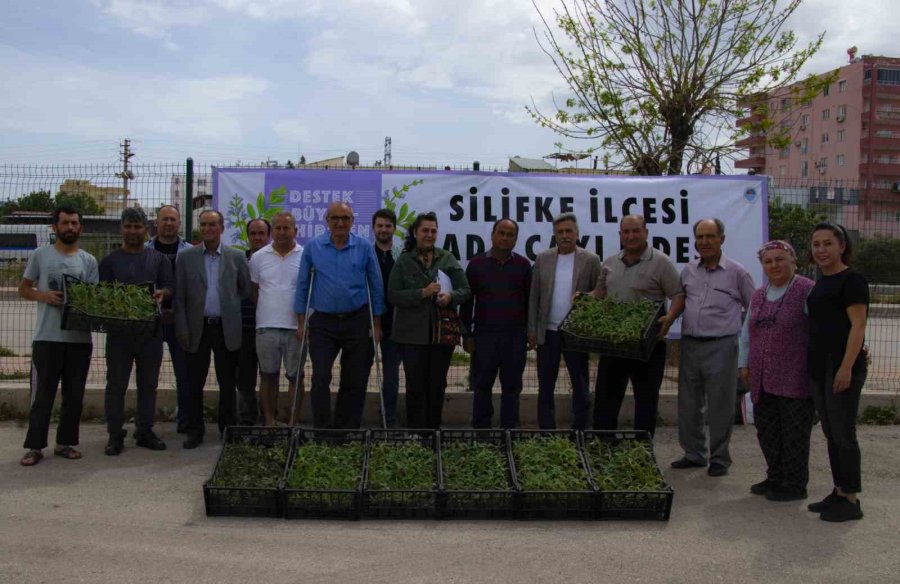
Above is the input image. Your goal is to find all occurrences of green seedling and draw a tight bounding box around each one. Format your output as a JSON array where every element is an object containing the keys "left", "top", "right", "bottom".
[
  {"left": 441, "top": 441, "right": 509, "bottom": 491},
  {"left": 512, "top": 436, "right": 590, "bottom": 491}
]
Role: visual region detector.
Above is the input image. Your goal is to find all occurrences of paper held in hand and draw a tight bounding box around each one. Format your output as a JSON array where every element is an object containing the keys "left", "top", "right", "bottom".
[{"left": 437, "top": 269, "right": 452, "bottom": 294}]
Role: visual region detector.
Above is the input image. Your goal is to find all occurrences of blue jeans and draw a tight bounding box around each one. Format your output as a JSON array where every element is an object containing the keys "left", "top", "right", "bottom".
[
  {"left": 471, "top": 329, "right": 527, "bottom": 429},
  {"left": 379, "top": 336, "right": 402, "bottom": 427},
  {"left": 536, "top": 329, "right": 590, "bottom": 430}
]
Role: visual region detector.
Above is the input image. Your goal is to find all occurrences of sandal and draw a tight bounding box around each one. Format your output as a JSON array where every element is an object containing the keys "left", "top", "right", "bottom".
[
  {"left": 53, "top": 446, "right": 82, "bottom": 460},
  {"left": 20, "top": 450, "right": 44, "bottom": 466}
]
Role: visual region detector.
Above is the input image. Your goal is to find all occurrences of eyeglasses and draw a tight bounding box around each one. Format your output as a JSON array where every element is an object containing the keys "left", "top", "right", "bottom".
[{"left": 328, "top": 215, "right": 353, "bottom": 223}]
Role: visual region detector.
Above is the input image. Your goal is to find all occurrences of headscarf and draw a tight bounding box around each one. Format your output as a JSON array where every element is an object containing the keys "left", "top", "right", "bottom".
[{"left": 756, "top": 240, "right": 796, "bottom": 262}]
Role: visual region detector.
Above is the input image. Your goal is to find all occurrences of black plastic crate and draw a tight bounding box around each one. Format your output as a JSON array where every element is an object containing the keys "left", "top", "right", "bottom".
[
  {"left": 203, "top": 426, "right": 292, "bottom": 518},
  {"left": 439, "top": 429, "right": 516, "bottom": 519},
  {"left": 508, "top": 430, "right": 597, "bottom": 520},
  {"left": 282, "top": 428, "right": 368, "bottom": 520},
  {"left": 62, "top": 274, "right": 160, "bottom": 336},
  {"left": 363, "top": 429, "right": 442, "bottom": 519},
  {"left": 581, "top": 430, "right": 673, "bottom": 521},
  {"left": 560, "top": 298, "right": 665, "bottom": 361}
]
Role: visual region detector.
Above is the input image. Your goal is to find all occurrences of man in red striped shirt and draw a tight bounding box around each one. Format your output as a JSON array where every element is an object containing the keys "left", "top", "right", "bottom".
[{"left": 460, "top": 219, "right": 531, "bottom": 429}]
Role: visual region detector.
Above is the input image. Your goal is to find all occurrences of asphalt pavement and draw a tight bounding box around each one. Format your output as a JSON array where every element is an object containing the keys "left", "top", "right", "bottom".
[{"left": 2, "top": 421, "right": 899, "bottom": 583}]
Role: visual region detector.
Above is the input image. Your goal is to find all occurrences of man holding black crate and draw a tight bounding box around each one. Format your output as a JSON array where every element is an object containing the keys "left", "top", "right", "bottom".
[
  {"left": 18, "top": 206, "right": 98, "bottom": 467},
  {"left": 99, "top": 208, "right": 174, "bottom": 455},
  {"left": 589, "top": 215, "right": 684, "bottom": 438}
]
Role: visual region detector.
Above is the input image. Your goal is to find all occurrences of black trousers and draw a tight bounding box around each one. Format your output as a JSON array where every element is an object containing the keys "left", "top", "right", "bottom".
[
  {"left": 536, "top": 330, "right": 590, "bottom": 430},
  {"left": 471, "top": 329, "right": 527, "bottom": 429},
  {"left": 105, "top": 332, "right": 164, "bottom": 436},
  {"left": 593, "top": 341, "right": 667, "bottom": 437},
  {"left": 402, "top": 344, "right": 454, "bottom": 429},
  {"left": 236, "top": 326, "right": 259, "bottom": 425},
  {"left": 810, "top": 361, "right": 866, "bottom": 494},
  {"left": 308, "top": 309, "right": 371, "bottom": 429},
  {"left": 24, "top": 341, "right": 93, "bottom": 450},
  {"left": 184, "top": 323, "right": 239, "bottom": 439},
  {"left": 754, "top": 391, "right": 815, "bottom": 491}
]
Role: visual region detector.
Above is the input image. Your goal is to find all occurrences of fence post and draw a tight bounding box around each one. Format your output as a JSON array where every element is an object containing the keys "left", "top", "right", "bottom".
[{"left": 184, "top": 157, "right": 193, "bottom": 241}]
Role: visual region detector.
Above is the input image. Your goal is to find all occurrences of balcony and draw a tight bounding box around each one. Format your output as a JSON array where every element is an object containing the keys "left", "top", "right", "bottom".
[
  {"left": 861, "top": 136, "right": 900, "bottom": 151},
  {"left": 735, "top": 157, "right": 766, "bottom": 170},
  {"left": 863, "top": 84, "right": 900, "bottom": 100},
  {"left": 735, "top": 134, "right": 765, "bottom": 148},
  {"left": 859, "top": 162, "right": 900, "bottom": 176},
  {"left": 874, "top": 111, "right": 900, "bottom": 125}
]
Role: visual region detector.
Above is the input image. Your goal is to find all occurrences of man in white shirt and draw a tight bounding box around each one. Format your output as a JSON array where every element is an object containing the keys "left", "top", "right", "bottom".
[
  {"left": 249, "top": 211, "right": 304, "bottom": 426},
  {"left": 527, "top": 213, "right": 602, "bottom": 429}
]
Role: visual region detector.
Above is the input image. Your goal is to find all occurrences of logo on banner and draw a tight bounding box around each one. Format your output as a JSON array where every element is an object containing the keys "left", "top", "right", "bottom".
[{"left": 744, "top": 188, "right": 758, "bottom": 202}]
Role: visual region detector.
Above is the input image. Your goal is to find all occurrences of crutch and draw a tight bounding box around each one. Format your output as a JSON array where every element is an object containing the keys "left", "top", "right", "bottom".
[
  {"left": 289, "top": 268, "right": 315, "bottom": 427},
  {"left": 365, "top": 276, "right": 387, "bottom": 429}
]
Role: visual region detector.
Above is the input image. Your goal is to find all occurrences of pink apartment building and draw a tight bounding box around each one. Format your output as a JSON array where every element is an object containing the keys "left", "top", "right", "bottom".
[{"left": 736, "top": 52, "right": 900, "bottom": 235}]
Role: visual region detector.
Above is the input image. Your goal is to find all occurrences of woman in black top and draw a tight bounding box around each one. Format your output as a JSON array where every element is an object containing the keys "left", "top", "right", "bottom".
[{"left": 806, "top": 223, "right": 868, "bottom": 522}]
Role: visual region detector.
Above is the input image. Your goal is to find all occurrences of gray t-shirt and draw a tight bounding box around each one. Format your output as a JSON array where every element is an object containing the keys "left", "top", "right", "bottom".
[{"left": 23, "top": 245, "right": 99, "bottom": 343}]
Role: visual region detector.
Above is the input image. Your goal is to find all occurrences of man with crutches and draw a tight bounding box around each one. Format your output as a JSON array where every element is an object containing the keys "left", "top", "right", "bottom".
[{"left": 293, "top": 202, "right": 384, "bottom": 429}]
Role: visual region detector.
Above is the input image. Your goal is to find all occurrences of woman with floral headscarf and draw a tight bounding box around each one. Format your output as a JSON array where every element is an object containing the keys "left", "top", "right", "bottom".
[{"left": 738, "top": 240, "right": 815, "bottom": 503}]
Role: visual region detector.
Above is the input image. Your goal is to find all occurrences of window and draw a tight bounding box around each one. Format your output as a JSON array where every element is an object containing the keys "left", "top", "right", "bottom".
[
  {"left": 821, "top": 133, "right": 829, "bottom": 143},
  {"left": 876, "top": 130, "right": 894, "bottom": 138},
  {"left": 839, "top": 79, "right": 847, "bottom": 93},
  {"left": 864, "top": 70, "right": 872, "bottom": 84},
  {"left": 779, "top": 146, "right": 790, "bottom": 159},
  {"left": 837, "top": 154, "right": 846, "bottom": 167},
  {"left": 780, "top": 97, "right": 790, "bottom": 111},
  {"left": 837, "top": 105, "right": 847, "bottom": 120},
  {"left": 821, "top": 108, "right": 830, "bottom": 121},
  {"left": 876, "top": 68, "right": 900, "bottom": 86},
  {"left": 801, "top": 161, "right": 808, "bottom": 177},
  {"left": 837, "top": 130, "right": 845, "bottom": 142},
  {"left": 800, "top": 113, "right": 810, "bottom": 128},
  {"left": 801, "top": 138, "right": 809, "bottom": 154},
  {"left": 823, "top": 84, "right": 830, "bottom": 96},
  {"left": 779, "top": 165, "right": 787, "bottom": 177}
]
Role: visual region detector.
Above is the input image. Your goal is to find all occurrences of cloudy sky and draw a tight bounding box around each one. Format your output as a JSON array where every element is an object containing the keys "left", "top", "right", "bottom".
[{"left": 0, "top": 0, "right": 894, "bottom": 169}]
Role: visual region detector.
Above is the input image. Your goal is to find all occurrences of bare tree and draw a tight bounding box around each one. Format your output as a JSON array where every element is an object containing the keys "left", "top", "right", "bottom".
[{"left": 528, "top": 0, "right": 830, "bottom": 175}]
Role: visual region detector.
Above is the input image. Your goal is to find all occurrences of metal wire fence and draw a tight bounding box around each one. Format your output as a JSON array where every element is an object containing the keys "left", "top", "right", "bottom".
[{"left": 0, "top": 164, "right": 898, "bottom": 400}]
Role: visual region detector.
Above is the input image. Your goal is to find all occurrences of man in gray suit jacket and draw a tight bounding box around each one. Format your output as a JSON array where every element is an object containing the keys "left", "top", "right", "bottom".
[
  {"left": 527, "top": 213, "right": 602, "bottom": 429},
  {"left": 175, "top": 209, "right": 251, "bottom": 448}
]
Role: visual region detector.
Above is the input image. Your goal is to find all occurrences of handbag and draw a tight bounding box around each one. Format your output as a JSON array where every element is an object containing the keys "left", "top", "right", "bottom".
[{"left": 432, "top": 306, "right": 462, "bottom": 346}]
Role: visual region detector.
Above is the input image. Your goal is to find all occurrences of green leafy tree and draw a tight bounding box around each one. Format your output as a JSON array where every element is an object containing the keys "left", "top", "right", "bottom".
[
  {"left": 1, "top": 189, "right": 55, "bottom": 217},
  {"left": 855, "top": 235, "right": 900, "bottom": 285},
  {"left": 55, "top": 191, "right": 105, "bottom": 216},
  {"left": 528, "top": 0, "right": 830, "bottom": 175},
  {"left": 767, "top": 197, "right": 824, "bottom": 272}
]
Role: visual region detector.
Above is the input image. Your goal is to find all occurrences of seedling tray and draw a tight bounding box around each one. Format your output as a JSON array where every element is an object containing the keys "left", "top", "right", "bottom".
[
  {"left": 508, "top": 430, "right": 597, "bottom": 520},
  {"left": 282, "top": 428, "right": 368, "bottom": 520},
  {"left": 581, "top": 430, "right": 673, "bottom": 521},
  {"left": 203, "top": 426, "right": 292, "bottom": 518},
  {"left": 363, "top": 429, "right": 442, "bottom": 519},
  {"left": 439, "top": 429, "right": 516, "bottom": 520},
  {"left": 62, "top": 274, "right": 160, "bottom": 335},
  {"left": 560, "top": 298, "right": 665, "bottom": 361}
]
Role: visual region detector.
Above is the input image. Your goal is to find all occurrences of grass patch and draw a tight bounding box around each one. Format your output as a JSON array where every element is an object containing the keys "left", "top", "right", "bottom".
[
  {"left": 858, "top": 405, "right": 898, "bottom": 425},
  {"left": 0, "top": 346, "right": 18, "bottom": 357},
  {"left": 450, "top": 351, "right": 470, "bottom": 365},
  {"left": 0, "top": 370, "right": 29, "bottom": 380}
]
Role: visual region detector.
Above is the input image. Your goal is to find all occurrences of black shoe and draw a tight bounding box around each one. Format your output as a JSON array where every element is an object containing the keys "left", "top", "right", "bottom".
[
  {"left": 750, "top": 479, "right": 776, "bottom": 495},
  {"left": 105, "top": 431, "right": 126, "bottom": 456},
  {"left": 820, "top": 497, "right": 863, "bottom": 522},
  {"left": 707, "top": 463, "right": 728, "bottom": 477},
  {"left": 671, "top": 457, "right": 706, "bottom": 469},
  {"left": 765, "top": 486, "right": 808, "bottom": 502},
  {"left": 183, "top": 436, "right": 203, "bottom": 450},
  {"left": 135, "top": 431, "right": 167, "bottom": 451},
  {"left": 808, "top": 489, "right": 841, "bottom": 513}
]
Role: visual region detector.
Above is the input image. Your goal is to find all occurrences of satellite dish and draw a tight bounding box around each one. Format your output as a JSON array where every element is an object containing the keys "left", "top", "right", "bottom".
[{"left": 346, "top": 151, "right": 360, "bottom": 168}]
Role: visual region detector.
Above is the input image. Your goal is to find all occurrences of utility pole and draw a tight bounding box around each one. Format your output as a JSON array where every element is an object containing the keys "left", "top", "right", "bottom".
[
  {"left": 116, "top": 139, "right": 135, "bottom": 212},
  {"left": 384, "top": 136, "right": 392, "bottom": 167}
]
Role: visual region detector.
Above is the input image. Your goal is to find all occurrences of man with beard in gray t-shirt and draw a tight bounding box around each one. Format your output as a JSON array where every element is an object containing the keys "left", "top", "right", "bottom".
[{"left": 19, "top": 206, "right": 98, "bottom": 467}]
